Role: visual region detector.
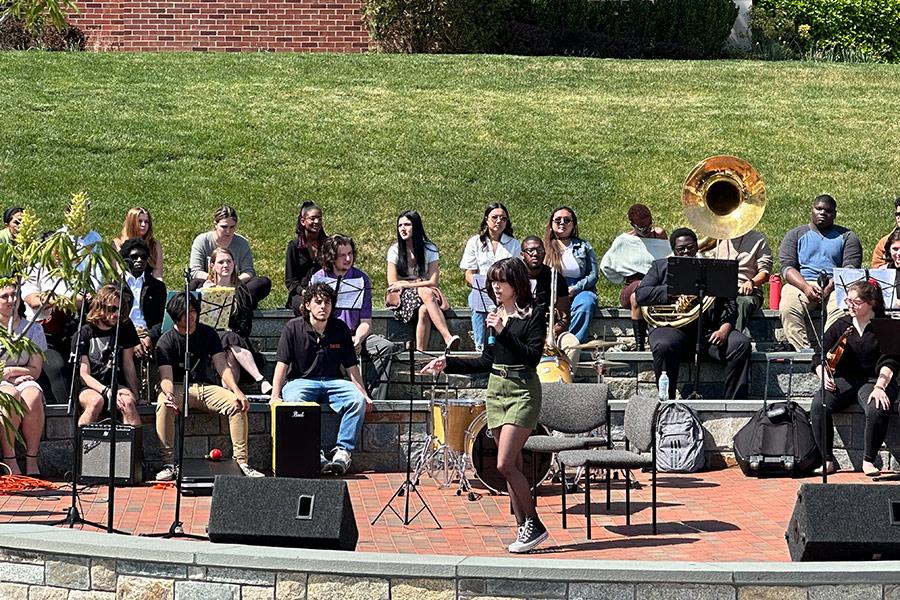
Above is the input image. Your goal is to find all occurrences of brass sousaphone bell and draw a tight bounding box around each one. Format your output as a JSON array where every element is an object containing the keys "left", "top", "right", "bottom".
[{"left": 642, "top": 155, "right": 767, "bottom": 328}]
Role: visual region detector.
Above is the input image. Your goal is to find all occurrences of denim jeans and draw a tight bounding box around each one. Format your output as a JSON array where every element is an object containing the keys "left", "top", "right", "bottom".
[
  {"left": 468, "top": 289, "right": 489, "bottom": 352},
  {"left": 568, "top": 290, "right": 598, "bottom": 343},
  {"left": 282, "top": 378, "right": 366, "bottom": 452}
]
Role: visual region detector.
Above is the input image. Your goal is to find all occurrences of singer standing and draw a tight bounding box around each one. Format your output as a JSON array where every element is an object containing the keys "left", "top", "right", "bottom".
[
  {"left": 777, "top": 195, "right": 862, "bottom": 351},
  {"left": 422, "top": 258, "right": 547, "bottom": 553}
]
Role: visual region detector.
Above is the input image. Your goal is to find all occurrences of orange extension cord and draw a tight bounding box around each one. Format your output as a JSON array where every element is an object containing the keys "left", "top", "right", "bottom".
[{"left": 0, "top": 474, "right": 59, "bottom": 494}]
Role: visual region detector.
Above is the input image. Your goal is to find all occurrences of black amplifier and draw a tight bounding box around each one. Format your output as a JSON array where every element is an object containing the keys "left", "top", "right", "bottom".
[
  {"left": 271, "top": 402, "right": 321, "bottom": 478},
  {"left": 78, "top": 423, "right": 143, "bottom": 486}
]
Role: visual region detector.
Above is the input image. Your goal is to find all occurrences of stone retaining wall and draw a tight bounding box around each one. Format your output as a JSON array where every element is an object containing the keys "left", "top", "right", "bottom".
[{"left": 0, "top": 524, "right": 898, "bottom": 600}]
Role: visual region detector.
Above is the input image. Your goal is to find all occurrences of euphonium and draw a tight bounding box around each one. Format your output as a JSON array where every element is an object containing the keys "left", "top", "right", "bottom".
[{"left": 642, "top": 155, "right": 767, "bottom": 329}]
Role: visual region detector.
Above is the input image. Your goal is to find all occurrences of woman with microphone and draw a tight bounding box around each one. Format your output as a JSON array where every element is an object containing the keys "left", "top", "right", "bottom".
[{"left": 422, "top": 257, "right": 547, "bottom": 553}]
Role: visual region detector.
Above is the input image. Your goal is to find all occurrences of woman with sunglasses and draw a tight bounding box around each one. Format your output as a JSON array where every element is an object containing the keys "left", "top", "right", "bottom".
[
  {"left": 460, "top": 203, "right": 520, "bottom": 352},
  {"left": 543, "top": 206, "right": 600, "bottom": 344},
  {"left": 811, "top": 280, "right": 899, "bottom": 476},
  {"left": 113, "top": 207, "right": 164, "bottom": 280},
  {"left": 76, "top": 284, "right": 142, "bottom": 428},
  {"left": 422, "top": 258, "right": 547, "bottom": 553},
  {"left": 0, "top": 283, "right": 47, "bottom": 475},
  {"left": 285, "top": 201, "right": 327, "bottom": 313},
  {"left": 190, "top": 205, "right": 272, "bottom": 307},
  {"left": 0, "top": 207, "right": 23, "bottom": 244},
  {"left": 204, "top": 247, "right": 272, "bottom": 395},
  {"left": 386, "top": 210, "right": 459, "bottom": 352}
]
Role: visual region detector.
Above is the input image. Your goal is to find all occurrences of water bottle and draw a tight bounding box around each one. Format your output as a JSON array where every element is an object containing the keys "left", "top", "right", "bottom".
[{"left": 658, "top": 371, "right": 669, "bottom": 401}]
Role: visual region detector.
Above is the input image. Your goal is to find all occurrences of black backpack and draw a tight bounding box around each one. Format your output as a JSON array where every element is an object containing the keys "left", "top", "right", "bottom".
[{"left": 733, "top": 358, "right": 820, "bottom": 476}]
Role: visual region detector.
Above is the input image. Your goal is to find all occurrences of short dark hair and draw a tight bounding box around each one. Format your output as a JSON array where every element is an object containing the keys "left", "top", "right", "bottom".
[
  {"left": 893, "top": 197, "right": 900, "bottom": 209},
  {"left": 486, "top": 257, "right": 535, "bottom": 309},
  {"left": 521, "top": 235, "right": 543, "bottom": 246},
  {"left": 3, "top": 207, "right": 22, "bottom": 225},
  {"left": 669, "top": 227, "right": 697, "bottom": 249},
  {"left": 166, "top": 293, "right": 201, "bottom": 323},
  {"left": 321, "top": 234, "right": 356, "bottom": 272},
  {"left": 120, "top": 237, "right": 150, "bottom": 261},
  {"left": 299, "top": 282, "right": 336, "bottom": 318},
  {"left": 813, "top": 194, "right": 836, "bottom": 209}
]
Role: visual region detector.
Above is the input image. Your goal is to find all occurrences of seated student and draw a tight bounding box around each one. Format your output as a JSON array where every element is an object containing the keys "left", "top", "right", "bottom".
[
  {"left": 154, "top": 294, "right": 264, "bottom": 480},
  {"left": 285, "top": 201, "right": 327, "bottom": 313},
  {"left": 0, "top": 207, "right": 23, "bottom": 244},
  {"left": 203, "top": 247, "right": 271, "bottom": 394},
  {"left": 269, "top": 283, "right": 372, "bottom": 475},
  {"left": 600, "top": 203, "right": 670, "bottom": 350},
  {"left": 310, "top": 234, "right": 404, "bottom": 401},
  {"left": 75, "top": 284, "right": 142, "bottom": 427},
  {"left": 189, "top": 205, "right": 271, "bottom": 308},
  {"left": 636, "top": 227, "right": 752, "bottom": 400},
  {"left": 707, "top": 228, "right": 772, "bottom": 336},
  {"left": 120, "top": 237, "right": 166, "bottom": 357},
  {"left": 0, "top": 283, "right": 47, "bottom": 476},
  {"left": 870, "top": 197, "right": 900, "bottom": 269},
  {"left": 113, "top": 207, "right": 165, "bottom": 280},
  {"left": 386, "top": 210, "right": 459, "bottom": 352},
  {"left": 460, "top": 203, "right": 521, "bottom": 352},
  {"left": 778, "top": 195, "right": 862, "bottom": 351},
  {"left": 543, "top": 206, "right": 599, "bottom": 345},
  {"left": 520, "top": 236, "right": 577, "bottom": 360}
]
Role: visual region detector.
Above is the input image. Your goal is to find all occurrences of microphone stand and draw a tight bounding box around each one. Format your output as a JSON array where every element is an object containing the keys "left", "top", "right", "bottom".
[
  {"left": 817, "top": 272, "right": 829, "bottom": 484},
  {"left": 103, "top": 268, "right": 131, "bottom": 534},
  {"left": 143, "top": 269, "right": 205, "bottom": 540},
  {"left": 47, "top": 282, "right": 114, "bottom": 531}
]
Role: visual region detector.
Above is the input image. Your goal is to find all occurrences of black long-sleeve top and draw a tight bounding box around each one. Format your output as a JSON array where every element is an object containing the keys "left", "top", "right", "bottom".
[
  {"left": 284, "top": 238, "right": 321, "bottom": 309},
  {"left": 634, "top": 257, "right": 737, "bottom": 332},
  {"left": 811, "top": 315, "right": 900, "bottom": 381},
  {"left": 227, "top": 283, "right": 255, "bottom": 339},
  {"left": 445, "top": 308, "right": 545, "bottom": 374}
]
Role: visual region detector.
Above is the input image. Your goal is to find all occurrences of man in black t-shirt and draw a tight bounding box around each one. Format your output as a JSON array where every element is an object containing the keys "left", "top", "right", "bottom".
[
  {"left": 75, "top": 284, "right": 142, "bottom": 427},
  {"left": 153, "top": 293, "right": 263, "bottom": 480},
  {"left": 270, "top": 283, "right": 372, "bottom": 475}
]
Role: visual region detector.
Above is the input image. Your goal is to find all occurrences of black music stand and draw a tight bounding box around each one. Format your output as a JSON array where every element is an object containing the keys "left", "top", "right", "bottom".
[{"left": 667, "top": 257, "right": 738, "bottom": 399}]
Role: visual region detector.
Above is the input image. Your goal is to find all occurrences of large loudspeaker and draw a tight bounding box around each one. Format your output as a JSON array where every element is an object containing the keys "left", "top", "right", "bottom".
[
  {"left": 271, "top": 401, "right": 321, "bottom": 478},
  {"left": 208, "top": 475, "right": 358, "bottom": 550},
  {"left": 78, "top": 424, "right": 143, "bottom": 485},
  {"left": 787, "top": 483, "right": 900, "bottom": 561}
]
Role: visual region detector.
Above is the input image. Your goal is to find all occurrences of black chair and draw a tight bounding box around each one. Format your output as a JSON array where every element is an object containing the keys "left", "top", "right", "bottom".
[
  {"left": 557, "top": 394, "right": 660, "bottom": 538},
  {"left": 523, "top": 382, "right": 610, "bottom": 504}
]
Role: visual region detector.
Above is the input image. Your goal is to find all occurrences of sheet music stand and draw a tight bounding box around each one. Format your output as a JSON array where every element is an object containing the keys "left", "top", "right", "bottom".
[
  {"left": 471, "top": 275, "right": 495, "bottom": 314},
  {"left": 833, "top": 268, "right": 898, "bottom": 310},
  {"left": 333, "top": 277, "right": 366, "bottom": 311},
  {"left": 667, "top": 257, "right": 738, "bottom": 399}
]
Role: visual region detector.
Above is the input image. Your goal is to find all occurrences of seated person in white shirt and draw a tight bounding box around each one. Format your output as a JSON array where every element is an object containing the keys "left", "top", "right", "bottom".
[{"left": 120, "top": 238, "right": 167, "bottom": 357}]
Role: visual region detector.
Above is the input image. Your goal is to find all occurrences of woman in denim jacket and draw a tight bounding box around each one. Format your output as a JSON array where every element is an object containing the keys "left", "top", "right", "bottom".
[{"left": 543, "top": 206, "right": 599, "bottom": 343}]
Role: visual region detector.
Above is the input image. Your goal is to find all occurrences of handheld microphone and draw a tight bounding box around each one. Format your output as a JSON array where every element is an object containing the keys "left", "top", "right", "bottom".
[{"left": 486, "top": 306, "right": 498, "bottom": 347}]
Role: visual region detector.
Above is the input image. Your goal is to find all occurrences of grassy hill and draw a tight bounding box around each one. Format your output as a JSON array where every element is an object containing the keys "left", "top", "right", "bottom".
[{"left": 1, "top": 52, "right": 898, "bottom": 308}]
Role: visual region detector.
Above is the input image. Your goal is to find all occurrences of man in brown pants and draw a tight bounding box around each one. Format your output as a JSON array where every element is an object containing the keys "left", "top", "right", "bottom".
[{"left": 154, "top": 293, "right": 263, "bottom": 480}]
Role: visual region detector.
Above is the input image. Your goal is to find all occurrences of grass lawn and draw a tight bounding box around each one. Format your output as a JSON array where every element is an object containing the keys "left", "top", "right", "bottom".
[{"left": 1, "top": 52, "right": 899, "bottom": 308}]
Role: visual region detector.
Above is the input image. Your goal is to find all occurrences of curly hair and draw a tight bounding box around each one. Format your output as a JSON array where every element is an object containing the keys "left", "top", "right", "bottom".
[
  {"left": 87, "top": 284, "right": 132, "bottom": 327},
  {"left": 299, "top": 282, "right": 336, "bottom": 318}
]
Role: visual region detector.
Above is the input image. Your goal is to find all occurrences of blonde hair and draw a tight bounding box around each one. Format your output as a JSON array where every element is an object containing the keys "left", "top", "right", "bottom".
[
  {"left": 207, "top": 247, "right": 239, "bottom": 287},
  {"left": 117, "top": 207, "right": 160, "bottom": 270}
]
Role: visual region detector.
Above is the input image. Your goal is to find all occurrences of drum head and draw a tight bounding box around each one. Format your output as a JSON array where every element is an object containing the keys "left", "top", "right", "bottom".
[{"left": 468, "top": 420, "right": 551, "bottom": 495}]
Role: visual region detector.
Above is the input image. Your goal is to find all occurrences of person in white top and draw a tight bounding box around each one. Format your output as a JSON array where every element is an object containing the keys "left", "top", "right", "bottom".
[
  {"left": 460, "top": 203, "right": 521, "bottom": 351},
  {"left": 386, "top": 210, "right": 459, "bottom": 352}
]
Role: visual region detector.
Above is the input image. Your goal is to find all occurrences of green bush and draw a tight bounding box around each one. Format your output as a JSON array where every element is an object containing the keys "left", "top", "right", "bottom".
[
  {"left": 364, "top": 0, "right": 738, "bottom": 57},
  {"left": 751, "top": 0, "right": 900, "bottom": 62},
  {"left": 0, "top": 15, "right": 84, "bottom": 50},
  {"left": 362, "top": 0, "right": 515, "bottom": 53}
]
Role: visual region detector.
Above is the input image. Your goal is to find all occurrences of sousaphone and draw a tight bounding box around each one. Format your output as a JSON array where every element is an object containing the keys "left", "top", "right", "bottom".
[{"left": 642, "top": 155, "right": 767, "bottom": 328}]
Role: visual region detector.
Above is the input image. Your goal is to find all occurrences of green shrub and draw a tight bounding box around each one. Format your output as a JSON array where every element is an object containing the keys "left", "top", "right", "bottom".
[
  {"left": 751, "top": 0, "right": 900, "bottom": 62},
  {"left": 0, "top": 15, "right": 84, "bottom": 50}
]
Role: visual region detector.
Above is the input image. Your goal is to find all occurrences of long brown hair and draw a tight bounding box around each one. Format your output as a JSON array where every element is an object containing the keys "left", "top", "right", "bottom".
[
  {"left": 543, "top": 206, "right": 579, "bottom": 271},
  {"left": 87, "top": 284, "right": 132, "bottom": 327},
  {"left": 117, "top": 207, "right": 160, "bottom": 269},
  {"left": 883, "top": 228, "right": 900, "bottom": 267},
  {"left": 207, "top": 247, "right": 240, "bottom": 287}
]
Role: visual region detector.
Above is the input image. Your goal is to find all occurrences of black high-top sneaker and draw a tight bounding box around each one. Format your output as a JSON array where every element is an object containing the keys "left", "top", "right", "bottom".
[{"left": 507, "top": 516, "right": 548, "bottom": 553}]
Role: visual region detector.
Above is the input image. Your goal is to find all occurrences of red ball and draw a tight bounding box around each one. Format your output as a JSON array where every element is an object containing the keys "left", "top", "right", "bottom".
[{"left": 209, "top": 448, "right": 223, "bottom": 461}]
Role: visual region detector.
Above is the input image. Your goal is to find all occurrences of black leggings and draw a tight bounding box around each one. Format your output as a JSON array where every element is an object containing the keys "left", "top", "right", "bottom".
[{"left": 810, "top": 377, "right": 895, "bottom": 463}]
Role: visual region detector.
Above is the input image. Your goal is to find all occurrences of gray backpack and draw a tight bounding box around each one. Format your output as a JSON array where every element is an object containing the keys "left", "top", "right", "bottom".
[{"left": 655, "top": 401, "right": 706, "bottom": 473}]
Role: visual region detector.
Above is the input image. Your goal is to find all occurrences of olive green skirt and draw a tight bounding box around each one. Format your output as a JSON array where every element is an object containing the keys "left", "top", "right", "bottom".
[{"left": 485, "top": 365, "right": 542, "bottom": 430}]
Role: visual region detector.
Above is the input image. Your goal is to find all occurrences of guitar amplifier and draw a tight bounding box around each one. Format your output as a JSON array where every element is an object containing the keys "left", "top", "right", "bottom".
[
  {"left": 78, "top": 423, "right": 143, "bottom": 485},
  {"left": 271, "top": 401, "right": 321, "bottom": 478}
]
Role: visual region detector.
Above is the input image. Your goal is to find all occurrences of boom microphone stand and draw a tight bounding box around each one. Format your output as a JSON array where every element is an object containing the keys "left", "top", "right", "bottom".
[
  {"left": 144, "top": 269, "right": 205, "bottom": 540},
  {"left": 102, "top": 268, "right": 130, "bottom": 534}
]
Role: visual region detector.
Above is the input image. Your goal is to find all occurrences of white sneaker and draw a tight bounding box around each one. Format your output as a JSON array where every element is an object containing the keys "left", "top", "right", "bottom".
[
  {"left": 329, "top": 448, "right": 352, "bottom": 476},
  {"left": 238, "top": 463, "right": 265, "bottom": 478},
  {"left": 507, "top": 523, "right": 526, "bottom": 552},
  {"left": 155, "top": 464, "right": 176, "bottom": 481}
]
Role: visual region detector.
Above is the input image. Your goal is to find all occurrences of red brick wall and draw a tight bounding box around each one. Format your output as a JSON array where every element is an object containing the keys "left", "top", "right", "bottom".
[{"left": 69, "top": 1, "right": 372, "bottom": 52}]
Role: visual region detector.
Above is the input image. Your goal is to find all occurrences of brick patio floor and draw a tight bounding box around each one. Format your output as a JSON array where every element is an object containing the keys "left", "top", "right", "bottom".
[{"left": 0, "top": 467, "right": 883, "bottom": 561}]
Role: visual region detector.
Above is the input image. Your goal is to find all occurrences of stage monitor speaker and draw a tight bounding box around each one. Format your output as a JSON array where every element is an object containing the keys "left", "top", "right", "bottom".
[
  {"left": 271, "top": 401, "right": 321, "bottom": 478},
  {"left": 78, "top": 424, "right": 143, "bottom": 485},
  {"left": 208, "top": 475, "right": 358, "bottom": 550},
  {"left": 787, "top": 483, "right": 900, "bottom": 561}
]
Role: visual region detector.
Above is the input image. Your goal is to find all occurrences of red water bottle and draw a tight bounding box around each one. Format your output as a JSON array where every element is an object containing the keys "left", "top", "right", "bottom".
[{"left": 768, "top": 273, "right": 781, "bottom": 310}]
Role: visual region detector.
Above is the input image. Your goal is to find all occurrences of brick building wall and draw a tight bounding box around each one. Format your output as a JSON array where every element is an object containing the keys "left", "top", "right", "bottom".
[{"left": 68, "top": 0, "right": 373, "bottom": 52}]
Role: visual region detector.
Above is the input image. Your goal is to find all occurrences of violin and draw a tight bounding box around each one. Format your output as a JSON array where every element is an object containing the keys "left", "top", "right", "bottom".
[{"left": 825, "top": 326, "right": 853, "bottom": 375}]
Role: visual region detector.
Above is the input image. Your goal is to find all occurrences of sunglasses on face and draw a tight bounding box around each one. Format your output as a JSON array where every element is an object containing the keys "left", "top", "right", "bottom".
[
  {"left": 488, "top": 215, "right": 508, "bottom": 223},
  {"left": 552, "top": 217, "right": 573, "bottom": 225},
  {"left": 128, "top": 253, "right": 148, "bottom": 261},
  {"left": 522, "top": 248, "right": 544, "bottom": 255}
]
